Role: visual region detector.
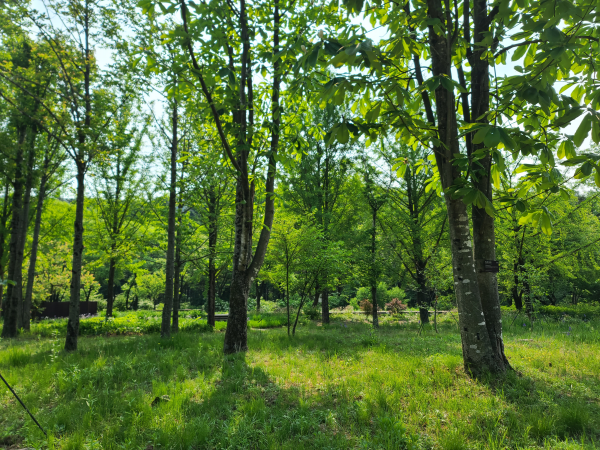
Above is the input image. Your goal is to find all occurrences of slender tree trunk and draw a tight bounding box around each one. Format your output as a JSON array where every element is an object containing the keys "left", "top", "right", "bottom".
[
  {"left": 255, "top": 279, "right": 262, "bottom": 311},
  {"left": 321, "top": 288, "right": 329, "bottom": 324},
  {"left": 286, "top": 260, "right": 290, "bottom": 335},
  {"left": 64, "top": 165, "right": 86, "bottom": 351},
  {"left": 16, "top": 162, "right": 34, "bottom": 330},
  {"left": 172, "top": 240, "right": 181, "bottom": 332},
  {"left": 161, "top": 99, "right": 178, "bottom": 338},
  {"left": 0, "top": 184, "right": 10, "bottom": 312},
  {"left": 312, "top": 281, "right": 320, "bottom": 306},
  {"left": 371, "top": 208, "right": 378, "bottom": 328},
  {"left": 106, "top": 255, "right": 116, "bottom": 318},
  {"left": 207, "top": 185, "right": 217, "bottom": 327},
  {"left": 23, "top": 172, "right": 48, "bottom": 331},
  {"left": 417, "top": 266, "right": 429, "bottom": 324}
]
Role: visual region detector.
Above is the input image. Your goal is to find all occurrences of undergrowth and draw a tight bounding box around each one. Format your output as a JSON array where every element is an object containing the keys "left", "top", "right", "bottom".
[{"left": 0, "top": 314, "right": 598, "bottom": 449}]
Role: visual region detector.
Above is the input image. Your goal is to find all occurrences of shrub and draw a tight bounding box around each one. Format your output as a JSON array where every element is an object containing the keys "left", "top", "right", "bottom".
[
  {"left": 349, "top": 297, "right": 360, "bottom": 311},
  {"left": 303, "top": 305, "right": 321, "bottom": 320},
  {"left": 138, "top": 299, "right": 154, "bottom": 310},
  {"left": 359, "top": 299, "right": 373, "bottom": 316},
  {"left": 385, "top": 298, "right": 407, "bottom": 315}
]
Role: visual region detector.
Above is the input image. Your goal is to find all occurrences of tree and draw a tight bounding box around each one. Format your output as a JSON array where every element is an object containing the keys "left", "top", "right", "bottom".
[
  {"left": 379, "top": 143, "right": 447, "bottom": 324},
  {"left": 139, "top": 0, "right": 340, "bottom": 352},
  {"left": 89, "top": 97, "right": 150, "bottom": 318}
]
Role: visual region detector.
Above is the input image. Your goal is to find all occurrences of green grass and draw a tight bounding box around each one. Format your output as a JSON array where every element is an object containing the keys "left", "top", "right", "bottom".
[
  {"left": 0, "top": 314, "right": 599, "bottom": 449},
  {"left": 25, "top": 311, "right": 295, "bottom": 338}
]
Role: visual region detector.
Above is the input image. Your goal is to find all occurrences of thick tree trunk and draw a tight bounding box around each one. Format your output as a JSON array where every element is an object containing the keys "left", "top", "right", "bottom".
[
  {"left": 23, "top": 173, "right": 48, "bottom": 331},
  {"left": 106, "top": 256, "right": 116, "bottom": 318},
  {"left": 161, "top": 100, "right": 178, "bottom": 338},
  {"left": 469, "top": 0, "right": 509, "bottom": 370},
  {"left": 64, "top": 166, "right": 86, "bottom": 351}
]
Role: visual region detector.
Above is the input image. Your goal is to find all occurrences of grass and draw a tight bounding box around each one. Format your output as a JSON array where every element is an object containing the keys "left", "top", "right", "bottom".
[
  {"left": 0, "top": 313, "right": 598, "bottom": 449},
  {"left": 25, "top": 310, "right": 294, "bottom": 338}
]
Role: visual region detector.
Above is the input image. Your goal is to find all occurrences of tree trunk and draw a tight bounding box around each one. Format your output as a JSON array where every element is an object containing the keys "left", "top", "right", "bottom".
[
  {"left": 172, "top": 241, "right": 181, "bottom": 332},
  {"left": 0, "top": 184, "right": 10, "bottom": 312},
  {"left": 106, "top": 256, "right": 116, "bottom": 318},
  {"left": 371, "top": 284, "right": 378, "bottom": 328},
  {"left": 23, "top": 171, "right": 48, "bottom": 331},
  {"left": 312, "top": 281, "right": 320, "bottom": 306},
  {"left": 207, "top": 185, "right": 217, "bottom": 327},
  {"left": 16, "top": 146, "right": 35, "bottom": 330},
  {"left": 469, "top": 0, "right": 509, "bottom": 370},
  {"left": 161, "top": 99, "right": 178, "bottom": 338},
  {"left": 371, "top": 207, "right": 378, "bottom": 328},
  {"left": 64, "top": 165, "right": 86, "bottom": 351},
  {"left": 255, "top": 279, "right": 262, "bottom": 311},
  {"left": 321, "top": 288, "right": 329, "bottom": 324}
]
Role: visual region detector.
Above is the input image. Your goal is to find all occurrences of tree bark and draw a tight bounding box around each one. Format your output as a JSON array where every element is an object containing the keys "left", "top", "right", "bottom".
[
  {"left": 161, "top": 98, "right": 178, "bottom": 338},
  {"left": 371, "top": 208, "right": 378, "bottom": 328},
  {"left": 64, "top": 165, "right": 86, "bottom": 351},
  {"left": 469, "top": 0, "right": 509, "bottom": 370}
]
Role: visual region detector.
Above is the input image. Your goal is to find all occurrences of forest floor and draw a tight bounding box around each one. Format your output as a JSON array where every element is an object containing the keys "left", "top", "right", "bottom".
[{"left": 0, "top": 313, "right": 599, "bottom": 450}]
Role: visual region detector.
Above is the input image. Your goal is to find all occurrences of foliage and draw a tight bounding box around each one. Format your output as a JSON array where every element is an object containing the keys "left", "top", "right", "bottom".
[
  {"left": 359, "top": 299, "right": 372, "bottom": 317},
  {"left": 385, "top": 298, "right": 407, "bottom": 315}
]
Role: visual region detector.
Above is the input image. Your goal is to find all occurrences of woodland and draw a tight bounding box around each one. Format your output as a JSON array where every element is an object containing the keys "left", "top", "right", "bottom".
[{"left": 0, "top": 0, "right": 600, "bottom": 448}]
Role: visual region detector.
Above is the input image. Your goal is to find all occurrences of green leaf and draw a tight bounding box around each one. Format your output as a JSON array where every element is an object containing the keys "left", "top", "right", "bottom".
[
  {"left": 540, "top": 211, "right": 552, "bottom": 236},
  {"left": 337, "top": 123, "right": 349, "bottom": 144},
  {"left": 462, "top": 188, "right": 478, "bottom": 206},
  {"left": 516, "top": 200, "right": 527, "bottom": 212},
  {"left": 574, "top": 114, "right": 592, "bottom": 147},
  {"left": 595, "top": 169, "right": 600, "bottom": 188},
  {"left": 511, "top": 43, "right": 528, "bottom": 61},
  {"left": 592, "top": 115, "right": 600, "bottom": 144},
  {"left": 472, "top": 126, "right": 490, "bottom": 144},
  {"left": 484, "top": 127, "right": 501, "bottom": 148},
  {"left": 306, "top": 45, "right": 320, "bottom": 68},
  {"left": 491, "top": 164, "right": 500, "bottom": 189},
  {"left": 553, "top": 107, "right": 583, "bottom": 128}
]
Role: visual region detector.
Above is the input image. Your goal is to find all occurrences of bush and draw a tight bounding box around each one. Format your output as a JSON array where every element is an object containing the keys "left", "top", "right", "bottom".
[
  {"left": 303, "top": 304, "right": 321, "bottom": 320},
  {"left": 538, "top": 304, "right": 600, "bottom": 320},
  {"left": 386, "top": 298, "right": 407, "bottom": 315},
  {"left": 359, "top": 299, "right": 373, "bottom": 316},
  {"left": 349, "top": 297, "right": 360, "bottom": 311},
  {"left": 138, "top": 299, "right": 154, "bottom": 310}
]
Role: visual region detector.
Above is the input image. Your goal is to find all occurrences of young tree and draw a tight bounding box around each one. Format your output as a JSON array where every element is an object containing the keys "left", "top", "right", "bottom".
[{"left": 89, "top": 97, "right": 150, "bottom": 318}]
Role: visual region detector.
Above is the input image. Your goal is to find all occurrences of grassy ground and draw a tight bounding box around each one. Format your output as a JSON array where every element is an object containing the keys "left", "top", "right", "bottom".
[{"left": 0, "top": 313, "right": 599, "bottom": 449}]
